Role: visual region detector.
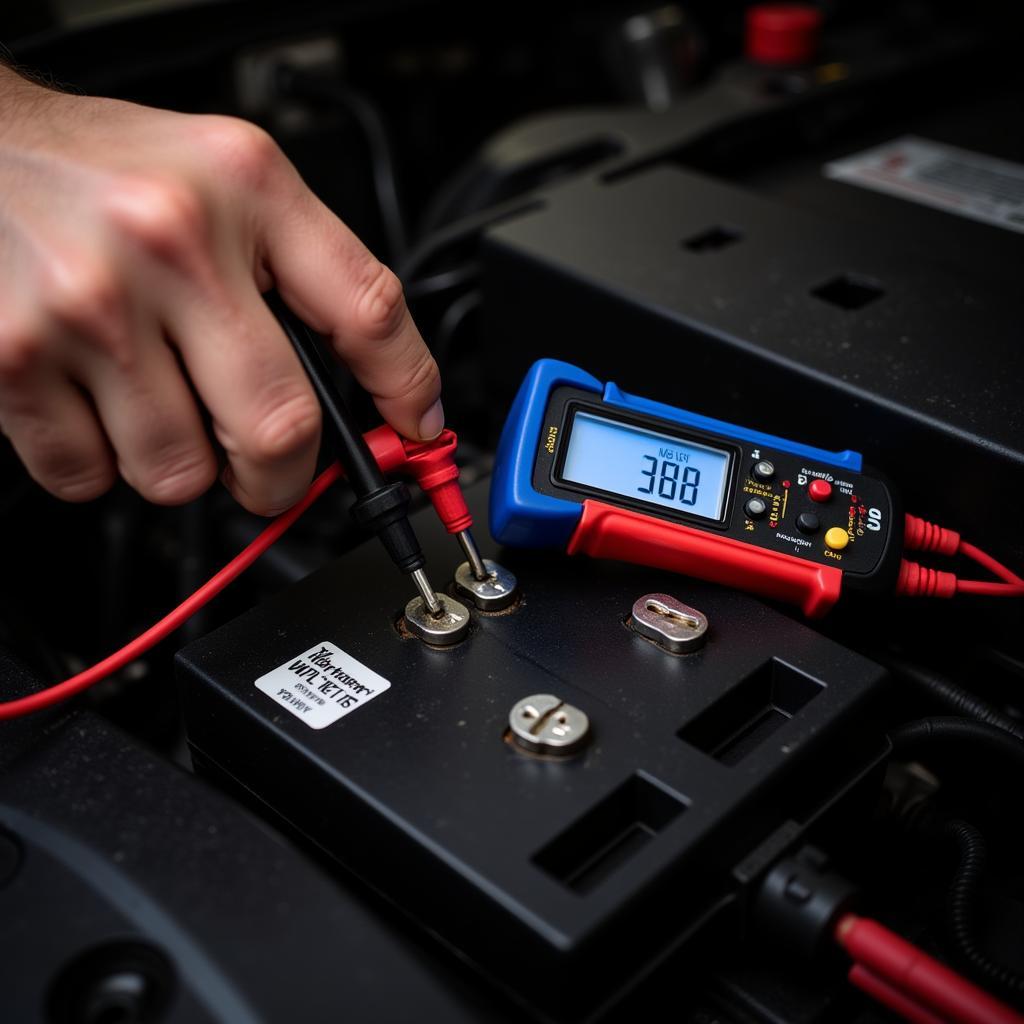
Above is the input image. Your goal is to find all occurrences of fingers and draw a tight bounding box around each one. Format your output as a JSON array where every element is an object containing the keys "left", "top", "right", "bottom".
[
  {"left": 78, "top": 330, "right": 218, "bottom": 505},
  {"left": 0, "top": 350, "right": 116, "bottom": 502},
  {"left": 0, "top": 310, "right": 218, "bottom": 506},
  {"left": 0, "top": 106, "right": 439, "bottom": 515},
  {"left": 258, "top": 190, "right": 443, "bottom": 441},
  {"left": 164, "top": 283, "right": 322, "bottom": 516},
  {"left": 0, "top": 292, "right": 314, "bottom": 515}
]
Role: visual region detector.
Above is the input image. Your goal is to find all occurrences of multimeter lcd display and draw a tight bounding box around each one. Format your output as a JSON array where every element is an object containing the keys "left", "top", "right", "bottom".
[{"left": 560, "top": 411, "right": 731, "bottom": 521}]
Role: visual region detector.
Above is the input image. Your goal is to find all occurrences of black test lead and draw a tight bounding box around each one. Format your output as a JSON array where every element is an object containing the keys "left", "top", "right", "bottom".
[{"left": 266, "top": 292, "right": 445, "bottom": 618}]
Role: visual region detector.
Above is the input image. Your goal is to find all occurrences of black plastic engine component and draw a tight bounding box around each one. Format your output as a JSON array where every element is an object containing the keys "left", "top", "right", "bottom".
[
  {"left": 178, "top": 481, "right": 889, "bottom": 1020},
  {"left": 0, "top": 712, "right": 504, "bottom": 1024},
  {"left": 480, "top": 159, "right": 1023, "bottom": 567},
  {"left": 471, "top": 30, "right": 1023, "bottom": 570}
]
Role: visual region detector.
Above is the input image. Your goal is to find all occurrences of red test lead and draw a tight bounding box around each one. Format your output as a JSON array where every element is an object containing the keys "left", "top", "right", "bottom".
[
  {"left": 0, "top": 427, "right": 472, "bottom": 721},
  {"left": 897, "top": 514, "right": 1024, "bottom": 600}
]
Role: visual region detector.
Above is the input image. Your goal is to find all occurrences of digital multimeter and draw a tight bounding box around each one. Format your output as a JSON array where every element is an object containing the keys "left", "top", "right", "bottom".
[{"left": 491, "top": 359, "right": 902, "bottom": 617}]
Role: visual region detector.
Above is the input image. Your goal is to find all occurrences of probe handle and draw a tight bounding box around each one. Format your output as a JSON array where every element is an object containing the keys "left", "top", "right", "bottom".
[
  {"left": 567, "top": 500, "right": 843, "bottom": 618},
  {"left": 267, "top": 291, "right": 385, "bottom": 494},
  {"left": 267, "top": 292, "right": 426, "bottom": 576}
]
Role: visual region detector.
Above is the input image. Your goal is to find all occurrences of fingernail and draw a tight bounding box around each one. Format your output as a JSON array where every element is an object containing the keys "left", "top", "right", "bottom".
[{"left": 418, "top": 399, "right": 444, "bottom": 440}]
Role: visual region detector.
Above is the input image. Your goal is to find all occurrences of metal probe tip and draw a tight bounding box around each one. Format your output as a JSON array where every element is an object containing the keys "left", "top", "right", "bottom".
[
  {"left": 457, "top": 530, "right": 489, "bottom": 582},
  {"left": 411, "top": 567, "right": 444, "bottom": 618}
]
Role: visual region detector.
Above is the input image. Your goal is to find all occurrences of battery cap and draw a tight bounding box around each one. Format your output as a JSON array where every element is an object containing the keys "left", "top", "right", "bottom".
[{"left": 746, "top": 4, "right": 822, "bottom": 67}]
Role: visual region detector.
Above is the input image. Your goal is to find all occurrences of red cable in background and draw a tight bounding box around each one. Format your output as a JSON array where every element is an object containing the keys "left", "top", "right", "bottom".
[
  {"left": 836, "top": 915, "right": 1024, "bottom": 1024},
  {"left": 848, "top": 963, "right": 947, "bottom": 1024},
  {"left": 0, "top": 425, "right": 474, "bottom": 722},
  {"left": 0, "top": 463, "right": 342, "bottom": 721}
]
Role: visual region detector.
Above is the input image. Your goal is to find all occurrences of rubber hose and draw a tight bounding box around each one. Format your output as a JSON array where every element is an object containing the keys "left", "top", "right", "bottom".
[
  {"left": 888, "top": 717, "right": 1024, "bottom": 775},
  {"left": 883, "top": 658, "right": 1024, "bottom": 740},
  {"left": 944, "top": 820, "right": 1024, "bottom": 1000}
]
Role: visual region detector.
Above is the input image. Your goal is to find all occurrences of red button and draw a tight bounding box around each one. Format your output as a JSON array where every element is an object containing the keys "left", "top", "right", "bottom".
[
  {"left": 808, "top": 479, "right": 832, "bottom": 502},
  {"left": 745, "top": 4, "right": 822, "bottom": 66}
]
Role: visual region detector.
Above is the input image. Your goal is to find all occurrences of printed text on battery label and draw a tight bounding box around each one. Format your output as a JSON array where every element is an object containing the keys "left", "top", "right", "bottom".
[{"left": 254, "top": 640, "right": 391, "bottom": 729}]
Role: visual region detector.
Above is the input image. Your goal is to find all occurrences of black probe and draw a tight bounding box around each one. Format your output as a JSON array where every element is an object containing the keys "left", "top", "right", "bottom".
[{"left": 266, "top": 292, "right": 444, "bottom": 616}]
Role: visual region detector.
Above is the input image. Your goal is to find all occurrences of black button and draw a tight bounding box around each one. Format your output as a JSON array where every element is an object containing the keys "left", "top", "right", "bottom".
[
  {"left": 745, "top": 497, "right": 768, "bottom": 519},
  {"left": 797, "top": 512, "right": 820, "bottom": 534},
  {"left": 752, "top": 460, "right": 775, "bottom": 481}
]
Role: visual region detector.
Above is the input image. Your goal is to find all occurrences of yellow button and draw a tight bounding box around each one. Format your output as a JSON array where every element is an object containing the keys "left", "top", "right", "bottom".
[{"left": 825, "top": 527, "right": 849, "bottom": 551}]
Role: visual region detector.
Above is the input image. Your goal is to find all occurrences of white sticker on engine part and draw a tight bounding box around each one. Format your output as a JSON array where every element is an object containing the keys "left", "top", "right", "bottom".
[
  {"left": 254, "top": 641, "right": 390, "bottom": 729},
  {"left": 824, "top": 136, "right": 1024, "bottom": 234}
]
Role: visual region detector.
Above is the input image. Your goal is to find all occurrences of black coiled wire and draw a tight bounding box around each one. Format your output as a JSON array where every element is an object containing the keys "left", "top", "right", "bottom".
[
  {"left": 943, "top": 820, "right": 1024, "bottom": 1001},
  {"left": 886, "top": 719, "right": 1024, "bottom": 1004}
]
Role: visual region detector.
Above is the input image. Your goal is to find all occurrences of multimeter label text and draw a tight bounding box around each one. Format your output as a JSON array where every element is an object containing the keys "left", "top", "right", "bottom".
[{"left": 776, "top": 533, "right": 812, "bottom": 548}]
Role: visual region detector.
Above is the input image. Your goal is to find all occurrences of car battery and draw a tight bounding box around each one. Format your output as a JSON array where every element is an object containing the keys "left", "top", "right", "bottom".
[{"left": 178, "top": 480, "right": 888, "bottom": 1020}]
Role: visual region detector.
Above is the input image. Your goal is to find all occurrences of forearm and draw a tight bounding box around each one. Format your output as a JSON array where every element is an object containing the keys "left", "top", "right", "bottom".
[{"left": 0, "top": 60, "right": 67, "bottom": 144}]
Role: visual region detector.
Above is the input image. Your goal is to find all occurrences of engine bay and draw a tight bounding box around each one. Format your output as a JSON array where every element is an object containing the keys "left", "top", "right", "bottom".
[{"left": 2, "top": 3, "right": 1022, "bottom": 1022}]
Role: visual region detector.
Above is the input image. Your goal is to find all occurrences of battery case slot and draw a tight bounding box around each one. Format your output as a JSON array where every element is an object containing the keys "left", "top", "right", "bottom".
[
  {"left": 533, "top": 774, "right": 686, "bottom": 894},
  {"left": 811, "top": 272, "right": 884, "bottom": 310},
  {"left": 678, "top": 659, "right": 824, "bottom": 765},
  {"left": 683, "top": 225, "right": 743, "bottom": 252}
]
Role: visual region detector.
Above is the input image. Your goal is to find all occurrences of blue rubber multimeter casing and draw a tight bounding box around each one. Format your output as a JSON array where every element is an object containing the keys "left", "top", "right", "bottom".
[{"left": 490, "top": 359, "right": 901, "bottom": 616}]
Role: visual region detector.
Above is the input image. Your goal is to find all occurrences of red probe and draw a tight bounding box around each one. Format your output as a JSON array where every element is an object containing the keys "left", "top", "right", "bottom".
[{"left": 0, "top": 426, "right": 472, "bottom": 721}]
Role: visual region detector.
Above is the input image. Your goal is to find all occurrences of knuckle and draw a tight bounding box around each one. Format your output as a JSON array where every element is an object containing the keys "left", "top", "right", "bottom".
[
  {"left": 236, "top": 492, "right": 294, "bottom": 518},
  {"left": 246, "top": 391, "right": 320, "bottom": 465},
  {"left": 0, "top": 323, "right": 45, "bottom": 381},
  {"left": 47, "top": 467, "right": 115, "bottom": 502},
  {"left": 351, "top": 261, "right": 406, "bottom": 342},
  {"left": 387, "top": 346, "right": 440, "bottom": 403},
  {"left": 32, "top": 442, "right": 115, "bottom": 501},
  {"left": 137, "top": 446, "right": 216, "bottom": 505},
  {"left": 195, "top": 116, "right": 280, "bottom": 188},
  {"left": 105, "top": 174, "right": 207, "bottom": 259},
  {"left": 40, "top": 259, "right": 126, "bottom": 345}
]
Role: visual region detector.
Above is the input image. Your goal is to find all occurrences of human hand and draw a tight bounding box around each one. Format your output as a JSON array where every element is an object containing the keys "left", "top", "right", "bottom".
[{"left": 0, "top": 68, "right": 442, "bottom": 514}]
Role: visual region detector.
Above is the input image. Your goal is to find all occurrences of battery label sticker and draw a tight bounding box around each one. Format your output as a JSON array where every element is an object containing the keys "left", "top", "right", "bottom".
[
  {"left": 824, "top": 136, "right": 1024, "bottom": 234},
  {"left": 254, "top": 641, "right": 390, "bottom": 729}
]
